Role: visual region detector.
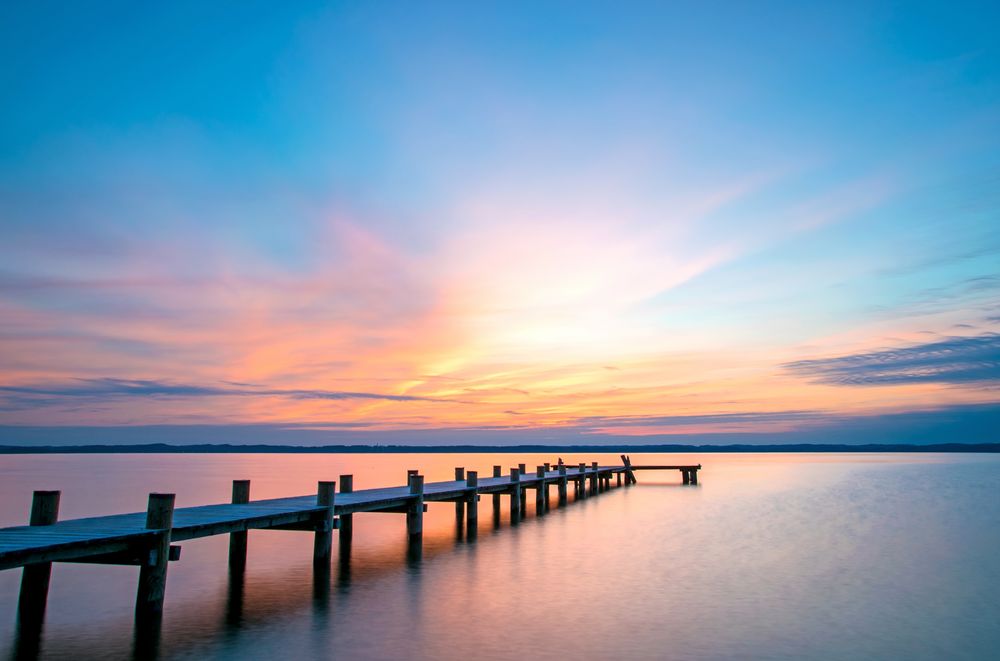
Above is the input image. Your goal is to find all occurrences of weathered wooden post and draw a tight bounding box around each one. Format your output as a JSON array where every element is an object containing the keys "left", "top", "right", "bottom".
[
  {"left": 558, "top": 464, "right": 568, "bottom": 504},
  {"left": 616, "top": 472, "right": 622, "bottom": 487},
  {"left": 509, "top": 467, "right": 522, "bottom": 523},
  {"left": 136, "top": 493, "right": 176, "bottom": 621},
  {"left": 544, "top": 462, "right": 551, "bottom": 471},
  {"left": 590, "top": 462, "right": 599, "bottom": 495},
  {"left": 691, "top": 467, "right": 699, "bottom": 485},
  {"left": 339, "top": 475, "right": 354, "bottom": 546},
  {"left": 312, "top": 481, "right": 336, "bottom": 566},
  {"left": 228, "top": 480, "right": 250, "bottom": 568},
  {"left": 466, "top": 471, "right": 478, "bottom": 537},
  {"left": 535, "top": 466, "right": 546, "bottom": 514},
  {"left": 454, "top": 467, "right": 466, "bottom": 523},
  {"left": 682, "top": 469, "right": 691, "bottom": 485},
  {"left": 403, "top": 474, "right": 424, "bottom": 561},
  {"left": 407, "top": 474, "right": 424, "bottom": 543},
  {"left": 17, "top": 490, "right": 60, "bottom": 629},
  {"left": 578, "top": 463, "right": 587, "bottom": 499},
  {"left": 492, "top": 465, "right": 502, "bottom": 517}
]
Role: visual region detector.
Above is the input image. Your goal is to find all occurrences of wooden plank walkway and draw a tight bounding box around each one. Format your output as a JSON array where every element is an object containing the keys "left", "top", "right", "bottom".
[
  {"left": 3, "top": 457, "right": 700, "bottom": 630},
  {"left": 0, "top": 465, "right": 628, "bottom": 570}
]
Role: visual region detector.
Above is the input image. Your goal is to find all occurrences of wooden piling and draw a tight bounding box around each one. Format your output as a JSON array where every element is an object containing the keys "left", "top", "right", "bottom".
[
  {"left": 228, "top": 480, "right": 250, "bottom": 568},
  {"left": 691, "top": 468, "right": 699, "bottom": 485},
  {"left": 17, "top": 490, "right": 60, "bottom": 628},
  {"left": 454, "top": 467, "right": 466, "bottom": 522},
  {"left": 492, "top": 465, "right": 502, "bottom": 516},
  {"left": 313, "top": 482, "right": 336, "bottom": 566},
  {"left": 578, "top": 463, "right": 587, "bottom": 499},
  {"left": 136, "top": 493, "right": 175, "bottom": 621},
  {"left": 535, "top": 466, "right": 546, "bottom": 513},
  {"left": 509, "top": 467, "right": 522, "bottom": 522},
  {"left": 558, "top": 464, "right": 568, "bottom": 504},
  {"left": 339, "top": 475, "right": 354, "bottom": 543},
  {"left": 590, "top": 462, "right": 599, "bottom": 495},
  {"left": 466, "top": 471, "right": 478, "bottom": 534},
  {"left": 407, "top": 475, "right": 424, "bottom": 540}
]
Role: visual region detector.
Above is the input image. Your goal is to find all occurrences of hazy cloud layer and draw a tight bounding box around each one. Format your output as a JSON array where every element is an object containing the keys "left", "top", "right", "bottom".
[
  {"left": 784, "top": 334, "right": 1000, "bottom": 386},
  {"left": 2, "top": 402, "right": 998, "bottom": 447},
  {"left": 0, "top": 378, "right": 457, "bottom": 405}
]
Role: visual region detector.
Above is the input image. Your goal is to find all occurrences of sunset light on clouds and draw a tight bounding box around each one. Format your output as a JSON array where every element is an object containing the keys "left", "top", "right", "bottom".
[{"left": 1, "top": 2, "right": 998, "bottom": 445}]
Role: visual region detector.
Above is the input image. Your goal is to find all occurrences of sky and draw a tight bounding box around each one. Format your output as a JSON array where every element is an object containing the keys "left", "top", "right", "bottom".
[{"left": 1, "top": 1, "right": 998, "bottom": 446}]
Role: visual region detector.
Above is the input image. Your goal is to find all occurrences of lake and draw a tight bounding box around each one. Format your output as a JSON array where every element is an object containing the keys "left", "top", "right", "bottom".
[{"left": 2, "top": 452, "right": 999, "bottom": 660}]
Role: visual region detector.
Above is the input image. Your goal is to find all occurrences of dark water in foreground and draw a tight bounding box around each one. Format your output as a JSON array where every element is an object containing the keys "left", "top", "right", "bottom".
[{"left": 1, "top": 452, "right": 999, "bottom": 660}]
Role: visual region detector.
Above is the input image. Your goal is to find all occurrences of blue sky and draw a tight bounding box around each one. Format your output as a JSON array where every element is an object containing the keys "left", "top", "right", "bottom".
[{"left": 1, "top": 1, "right": 998, "bottom": 445}]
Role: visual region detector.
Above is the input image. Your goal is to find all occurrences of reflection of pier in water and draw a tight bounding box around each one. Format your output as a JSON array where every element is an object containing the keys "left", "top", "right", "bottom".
[{"left": 2, "top": 455, "right": 700, "bottom": 657}]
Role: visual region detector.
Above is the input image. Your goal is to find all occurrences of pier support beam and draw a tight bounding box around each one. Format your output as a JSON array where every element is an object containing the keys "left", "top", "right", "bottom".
[
  {"left": 492, "top": 465, "right": 503, "bottom": 527},
  {"left": 590, "top": 462, "right": 599, "bottom": 496},
  {"left": 558, "top": 465, "right": 568, "bottom": 504},
  {"left": 690, "top": 469, "right": 699, "bottom": 485},
  {"left": 617, "top": 473, "right": 622, "bottom": 487},
  {"left": 682, "top": 469, "right": 691, "bottom": 485},
  {"left": 228, "top": 480, "right": 250, "bottom": 569},
  {"left": 17, "top": 490, "right": 60, "bottom": 644},
  {"left": 407, "top": 475, "right": 424, "bottom": 558},
  {"left": 454, "top": 467, "right": 465, "bottom": 524},
  {"left": 339, "top": 475, "right": 354, "bottom": 548},
  {"left": 407, "top": 477, "right": 425, "bottom": 538},
  {"left": 313, "top": 481, "right": 336, "bottom": 566},
  {"left": 535, "top": 466, "right": 546, "bottom": 514},
  {"left": 136, "top": 493, "right": 176, "bottom": 622},
  {"left": 509, "top": 468, "right": 522, "bottom": 523},
  {"left": 578, "top": 463, "right": 587, "bottom": 499},
  {"left": 466, "top": 471, "right": 478, "bottom": 537}
]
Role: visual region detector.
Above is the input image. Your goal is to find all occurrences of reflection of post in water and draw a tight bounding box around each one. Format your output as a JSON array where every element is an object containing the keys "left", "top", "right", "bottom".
[
  {"left": 337, "top": 538, "right": 352, "bottom": 587},
  {"left": 132, "top": 615, "right": 162, "bottom": 661},
  {"left": 225, "top": 564, "right": 245, "bottom": 628},
  {"left": 312, "top": 559, "right": 331, "bottom": 615}
]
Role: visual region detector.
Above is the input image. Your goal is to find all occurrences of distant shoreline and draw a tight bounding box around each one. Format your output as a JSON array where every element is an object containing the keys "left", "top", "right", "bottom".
[{"left": 1, "top": 442, "right": 998, "bottom": 454}]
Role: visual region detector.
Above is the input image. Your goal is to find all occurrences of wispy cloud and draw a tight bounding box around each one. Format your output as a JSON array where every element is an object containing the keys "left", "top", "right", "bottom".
[
  {"left": 784, "top": 334, "right": 1000, "bottom": 386},
  {"left": 0, "top": 378, "right": 461, "bottom": 405}
]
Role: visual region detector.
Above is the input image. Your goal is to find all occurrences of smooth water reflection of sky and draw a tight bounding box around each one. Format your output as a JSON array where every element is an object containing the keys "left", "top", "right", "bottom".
[{"left": 2, "top": 453, "right": 999, "bottom": 660}]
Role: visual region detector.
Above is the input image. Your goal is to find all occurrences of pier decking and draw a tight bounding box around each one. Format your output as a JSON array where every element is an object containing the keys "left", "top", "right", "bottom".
[{"left": 2, "top": 457, "right": 700, "bottom": 632}]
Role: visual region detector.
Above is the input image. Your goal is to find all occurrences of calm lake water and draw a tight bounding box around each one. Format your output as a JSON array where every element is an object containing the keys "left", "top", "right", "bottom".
[{"left": 1, "top": 452, "right": 999, "bottom": 660}]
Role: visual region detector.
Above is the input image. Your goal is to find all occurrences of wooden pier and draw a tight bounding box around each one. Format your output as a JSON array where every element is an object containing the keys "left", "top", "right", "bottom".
[{"left": 1, "top": 456, "right": 700, "bottom": 633}]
